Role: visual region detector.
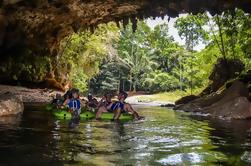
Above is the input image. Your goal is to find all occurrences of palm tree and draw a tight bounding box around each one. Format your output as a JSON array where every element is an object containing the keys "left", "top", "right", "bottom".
[{"left": 118, "top": 39, "right": 156, "bottom": 92}]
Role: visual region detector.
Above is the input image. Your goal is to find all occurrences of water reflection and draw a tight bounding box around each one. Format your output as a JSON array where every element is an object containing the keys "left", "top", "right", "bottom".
[
  {"left": 0, "top": 113, "right": 22, "bottom": 127},
  {"left": 191, "top": 115, "right": 251, "bottom": 165},
  {"left": 0, "top": 106, "right": 251, "bottom": 165}
]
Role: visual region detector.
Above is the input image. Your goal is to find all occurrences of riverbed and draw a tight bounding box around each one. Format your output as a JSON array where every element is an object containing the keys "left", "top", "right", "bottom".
[{"left": 1, "top": 106, "right": 251, "bottom": 165}]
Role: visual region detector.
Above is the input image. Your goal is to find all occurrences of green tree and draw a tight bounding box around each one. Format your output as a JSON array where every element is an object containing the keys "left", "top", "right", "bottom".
[
  {"left": 175, "top": 13, "right": 208, "bottom": 94},
  {"left": 58, "top": 22, "right": 119, "bottom": 92},
  {"left": 117, "top": 22, "right": 156, "bottom": 92}
]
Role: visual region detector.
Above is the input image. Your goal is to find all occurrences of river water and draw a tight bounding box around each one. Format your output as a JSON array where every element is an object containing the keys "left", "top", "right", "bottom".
[{"left": 1, "top": 106, "right": 251, "bottom": 166}]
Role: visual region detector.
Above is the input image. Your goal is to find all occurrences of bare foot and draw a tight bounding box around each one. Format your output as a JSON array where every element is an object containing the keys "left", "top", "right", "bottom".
[{"left": 137, "top": 116, "right": 145, "bottom": 120}]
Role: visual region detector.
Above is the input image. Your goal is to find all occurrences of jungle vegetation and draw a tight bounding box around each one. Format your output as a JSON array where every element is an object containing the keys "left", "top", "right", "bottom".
[
  {"left": 60, "top": 8, "right": 250, "bottom": 95},
  {"left": 4, "top": 9, "right": 250, "bottom": 95}
]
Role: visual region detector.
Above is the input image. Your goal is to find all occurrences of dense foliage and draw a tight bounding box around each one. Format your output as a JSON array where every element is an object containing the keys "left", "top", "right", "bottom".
[
  {"left": 61, "top": 9, "right": 244, "bottom": 94},
  {"left": 89, "top": 21, "right": 211, "bottom": 94},
  {"left": 2, "top": 8, "right": 250, "bottom": 95},
  {"left": 58, "top": 23, "right": 119, "bottom": 92}
]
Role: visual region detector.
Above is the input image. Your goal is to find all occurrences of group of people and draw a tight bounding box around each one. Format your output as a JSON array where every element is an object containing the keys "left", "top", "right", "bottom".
[{"left": 52, "top": 89, "right": 143, "bottom": 120}]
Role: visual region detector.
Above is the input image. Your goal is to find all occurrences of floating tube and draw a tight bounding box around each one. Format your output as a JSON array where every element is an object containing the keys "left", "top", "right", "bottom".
[
  {"left": 46, "top": 105, "right": 133, "bottom": 120},
  {"left": 53, "top": 111, "right": 133, "bottom": 120}
]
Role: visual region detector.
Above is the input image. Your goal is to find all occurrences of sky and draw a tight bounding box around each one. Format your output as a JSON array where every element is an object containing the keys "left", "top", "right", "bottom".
[{"left": 146, "top": 15, "right": 205, "bottom": 51}]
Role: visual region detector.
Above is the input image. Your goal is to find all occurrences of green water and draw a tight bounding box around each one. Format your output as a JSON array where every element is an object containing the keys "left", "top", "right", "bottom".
[{"left": 1, "top": 106, "right": 251, "bottom": 166}]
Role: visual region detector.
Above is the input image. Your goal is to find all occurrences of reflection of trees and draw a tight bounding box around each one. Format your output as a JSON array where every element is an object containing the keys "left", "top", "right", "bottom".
[
  {"left": 195, "top": 117, "right": 251, "bottom": 165},
  {"left": 0, "top": 114, "right": 22, "bottom": 127},
  {"left": 50, "top": 108, "right": 251, "bottom": 165},
  {"left": 116, "top": 107, "right": 230, "bottom": 165},
  {"left": 112, "top": 121, "right": 126, "bottom": 138},
  {"left": 53, "top": 120, "right": 126, "bottom": 165}
]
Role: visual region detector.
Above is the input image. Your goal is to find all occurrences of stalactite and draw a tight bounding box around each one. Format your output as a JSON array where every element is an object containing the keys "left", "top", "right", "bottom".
[
  {"left": 122, "top": 16, "right": 129, "bottom": 29},
  {"left": 1, "top": 0, "right": 250, "bottom": 59},
  {"left": 115, "top": 18, "right": 120, "bottom": 28},
  {"left": 90, "top": 24, "right": 94, "bottom": 33},
  {"left": 0, "top": 0, "right": 250, "bottom": 86},
  {"left": 131, "top": 16, "right": 137, "bottom": 32}
]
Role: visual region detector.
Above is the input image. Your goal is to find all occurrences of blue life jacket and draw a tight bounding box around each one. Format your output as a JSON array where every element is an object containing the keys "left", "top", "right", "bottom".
[
  {"left": 67, "top": 99, "right": 81, "bottom": 111},
  {"left": 111, "top": 101, "right": 124, "bottom": 111}
]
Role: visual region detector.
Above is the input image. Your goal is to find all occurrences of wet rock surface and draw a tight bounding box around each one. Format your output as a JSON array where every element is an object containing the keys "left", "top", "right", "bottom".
[
  {"left": 0, "top": 93, "right": 23, "bottom": 116},
  {"left": 0, "top": 85, "right": 53, "bottom": 105},
  {"left": 175, "top": 95, "right": 199, "bottom": 105}
]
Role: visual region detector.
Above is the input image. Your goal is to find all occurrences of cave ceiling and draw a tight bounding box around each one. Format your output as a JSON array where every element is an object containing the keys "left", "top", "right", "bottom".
[{"left": 0, "top": 0, "right": 251, "bottom": 56}]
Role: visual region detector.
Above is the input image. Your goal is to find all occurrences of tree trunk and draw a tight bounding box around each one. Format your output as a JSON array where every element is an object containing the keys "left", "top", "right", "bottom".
[
  {"left": 133, "top": 80, "right": 137, "bottom": 93},
  {"left": 190, "top": 55, "right": 193, "bottom": 95},
  {"left": 209, "top": 20, "right": 224, "bottom": 57},
  {"left": 122, "top": 80, "right": 125, "bottom": 91},
  {"left": 229, "top": 11, "right": 237, "bottom": 58},
  {"left": 179, "top": 57, "right": 183, "bottom": 91},
  {"left": 117, "top": 80, "right": 120, "bottom": 94},
  {"left": 129, "top": 72, "right": 132, "bottom": 92},
  {"left": 129, "top": 36, "right": 134, "bottom": 92},
  {"left": 117, "top": 72, "right": 121, "bottom": 93},
  {"left": 216, "top": 15, "right": 227, "bottom": 59}
]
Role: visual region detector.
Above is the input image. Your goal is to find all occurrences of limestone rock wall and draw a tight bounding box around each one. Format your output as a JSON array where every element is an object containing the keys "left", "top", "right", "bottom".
[
  {"left": 0, "top": 0, "right": 250, "bottom": 87},
  {"left": 1, "top": 0, "right": 251, "bottom": 57}
]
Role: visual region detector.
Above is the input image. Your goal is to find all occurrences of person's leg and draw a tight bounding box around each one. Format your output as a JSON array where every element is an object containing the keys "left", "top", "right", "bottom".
[
  {"left": 113, "top": 108, "right": 122, "bottom": 120},
  {"left": 96, "top": 106, "right": 108, "bottom": 119},
  {"left": 124, "top": 103, "right": 142, "bottom": 119}
]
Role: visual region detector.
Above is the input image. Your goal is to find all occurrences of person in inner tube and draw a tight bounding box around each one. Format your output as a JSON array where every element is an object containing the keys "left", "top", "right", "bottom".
[
  {"left": 96, "top": 91, "right": 144, "bottom": 120},
  {"left": 67, "top": 89, "right": 81, "bottom": 118},
  {"left": 87, "top": 93, "right": 98, "bottom": 108}
]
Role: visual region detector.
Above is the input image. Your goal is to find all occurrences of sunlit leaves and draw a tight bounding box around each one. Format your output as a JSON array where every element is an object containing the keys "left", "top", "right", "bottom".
[
  {"left": 58, "top": 22, "right": 119, "bottom": 92},
  {"left": 174, "top": 13, "right": 209, "bottom": 50}
]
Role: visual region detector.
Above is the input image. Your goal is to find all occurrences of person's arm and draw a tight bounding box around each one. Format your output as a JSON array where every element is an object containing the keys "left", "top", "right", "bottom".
[
  {"left": 80, "top": 99, "right": 87, "bottom": 108},
  {"left": 62, "top": 99, "right": 68, "bottom": 106},
  {"left": 94, "top": 98, "right": 99, "bottom": 106},
  {"left": 97, "top": 96, "right": 106, "bottom": 108},
  {"left": 66, "top": 100, "right": 73, "bottom": 112},
  {"left": 106, "top": 102, "right": 113, "bottom": 110},
  {"left": 77, "top": 100, "right": 81, "bottom": 110}
]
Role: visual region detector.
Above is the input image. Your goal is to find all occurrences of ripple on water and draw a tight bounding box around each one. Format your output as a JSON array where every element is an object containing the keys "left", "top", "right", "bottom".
[
  {"left": 163, "top": 139, "right": 204, "bottom": 149},
  {"left": 157, "top": 152, "right": 203, "bottom": 165},
  {"left": 1, "top": 107, "right": 251, "bottom": 165}
]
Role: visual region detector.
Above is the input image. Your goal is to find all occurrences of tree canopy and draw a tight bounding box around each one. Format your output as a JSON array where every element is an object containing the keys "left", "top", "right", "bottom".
[{"left": 61, "top": 8, "right": 250, "bottom": 95}]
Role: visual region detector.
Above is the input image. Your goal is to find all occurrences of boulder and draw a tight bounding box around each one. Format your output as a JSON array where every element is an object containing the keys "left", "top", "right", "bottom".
[
  {"left": 205, "top": 96, "right": 251, "bottom": 119},
  {"left": 202, "top": 81, "right": 251, "bottom": 119},
  {"left": 200, "top": 58, "right": 244, "bottom": 95},
  {"left": 175, "top": 95, "right": 199, "bottom": 105},
  {"left": 0, "top": 94, "right": 24, "bottom": 116},
  {"left": 175, "top": 80, "right": 251, "bottom": 119}
]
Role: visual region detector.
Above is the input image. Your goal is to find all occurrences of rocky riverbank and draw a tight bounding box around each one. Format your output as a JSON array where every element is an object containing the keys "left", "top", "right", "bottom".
[
  {"left": 175, "top": 80, "right": 251, "bottom": 119},
  {"left": 0, "top": 85, "right": 54, "bottom": 105},
  {"left": 174, "top": 59, "right": 251, "bottom": 119},
  {"left": 0, "top": 93, "right": 23, "bottom": 116},
  {"left": 0, "top": 84, "right": 56, "bottom": 116}
]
